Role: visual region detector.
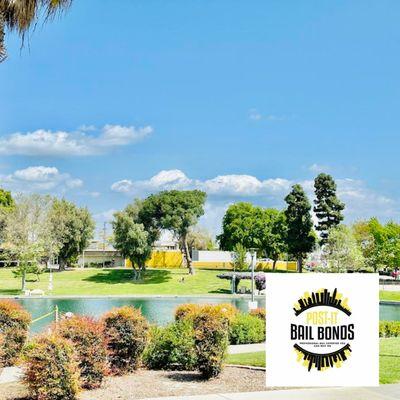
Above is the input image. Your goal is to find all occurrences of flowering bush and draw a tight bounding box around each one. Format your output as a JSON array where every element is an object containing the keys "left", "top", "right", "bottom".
[
  {"left": 255, "top": 274, "right": 266, "bottom": 292},
  {"left": 193, "top": 310, "right": 229, "bottom": 379},
  {"left": 102, "top": 306, "right": 149, "bottom": 374},
  {"left": 23, "top": 334, "right": 80, "bottom": 400},
  {"left": 175, "top": 303, "right": 238, "bottom": 323},
  {"left": 54, "top": 315, "right": 108, "bottom": 389},
  {"left": 249, "top": 307, "right": 266, "bottom": 321},
  {"left": 0, "top": 299, "right": 31, "bottom": 366},
  {"left": 144, "top": 320, "right": 197, "bottom": 371}
]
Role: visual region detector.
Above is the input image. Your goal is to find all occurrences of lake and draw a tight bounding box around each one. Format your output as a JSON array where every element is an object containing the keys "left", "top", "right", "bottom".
[{"left": 13, "top": 297, "right": 399, "bottom": 333}]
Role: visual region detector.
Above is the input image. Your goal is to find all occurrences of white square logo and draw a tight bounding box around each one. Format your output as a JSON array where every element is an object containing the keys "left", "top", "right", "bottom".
[{"left": 266, "top": 273, "right": 379, "bottom": 387}]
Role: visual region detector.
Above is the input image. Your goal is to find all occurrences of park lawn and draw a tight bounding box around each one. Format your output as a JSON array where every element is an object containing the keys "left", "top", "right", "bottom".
[
  {"left": 227, "top": 351, "right": 266, "bottom": 367},
  {"left": 380, "top": 290, "right": 400, "bottom": 302},
  {"left": 226, "top": 339, "right": 400, "bottom": 384},
  {"left": 0, "top": 267, "right": 252, "bottom": 296},
  {"left": 380, "top": 337, "right": 400, "bottom": 384}
]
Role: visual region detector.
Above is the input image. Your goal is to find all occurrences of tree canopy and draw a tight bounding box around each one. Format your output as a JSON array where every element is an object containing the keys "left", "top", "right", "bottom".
[
  {"left": 284, "top": 184, "right": 316, "bottom": 272},
  {"left": 314, "top": 173, "right": 345, "bottom": 244}
]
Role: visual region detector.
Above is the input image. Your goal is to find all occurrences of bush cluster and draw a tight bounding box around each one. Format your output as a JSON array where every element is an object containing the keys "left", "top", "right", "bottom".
[
  {"left": 229, "top": 313, "right": 265, "bottom": 344},
  {"left": 0, "top": 299, "right": 31, "bottom": 366},
  {"left": 144, "top": 320, "right": 197, "bottom": 371},
  {"left": 54, "top": 316, "right": 108, "bottom": 389},
  {"left": 23, "top": 334, "right": 80, "bottom": 400},
  {"left": 379, "top": 320, "right": 400, "bottom": 337},
  {"left": 249, "top": 307, "right": 266, "bottom": 321},
  {"left": 175, "top": 303, "right": 238, "bottom": 323},
  {"left": 193, "top": 310, "right": 229, "bottom": 379},
  {"left": 102, "top": 306, "right": 149, "bottom": 374}
]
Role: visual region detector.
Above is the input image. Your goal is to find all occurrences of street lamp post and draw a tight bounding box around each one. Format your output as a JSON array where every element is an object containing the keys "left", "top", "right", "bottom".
[{"left": 248, "top": 248, "right": 258, "bottom": 311}]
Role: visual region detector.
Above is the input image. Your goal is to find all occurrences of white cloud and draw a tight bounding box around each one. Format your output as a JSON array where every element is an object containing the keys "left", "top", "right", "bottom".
[
  {"left": 0, "top": 166, "right": 83, "bottom": 193},
  {"left": 111, "top": 169, "right": 292, "bottom": 198},
  {"left": 0, "top": 124, "right": 152, "bottom": 156},
  {"left": 248, "top": 109, "right": 285, "bottom": 122},
  {"left": 308, "top": 163, "right": 331, "bottom": 173}
]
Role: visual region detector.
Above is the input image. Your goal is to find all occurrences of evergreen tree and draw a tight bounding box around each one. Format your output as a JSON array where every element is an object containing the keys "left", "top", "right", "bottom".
[
  {"left": 314, "top": 173, "right": 345, "bottom": 245},
  {"left": 284, "top": 184, "right": 316, "bottom": 272}
]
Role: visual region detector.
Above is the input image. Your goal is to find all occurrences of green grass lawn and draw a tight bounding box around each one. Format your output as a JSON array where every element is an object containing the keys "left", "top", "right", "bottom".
[
  {"left": 0, "top": 267, "right": 252, "bottom": 296},
  {"left": 227, "top": 351, "right": 266, "bottom": 367},
  {"left": 380, "top": 291, "right": 400, "bottom": 302},
  {"left": 226, "top": 339, "right": 400, "bottom": 384}
]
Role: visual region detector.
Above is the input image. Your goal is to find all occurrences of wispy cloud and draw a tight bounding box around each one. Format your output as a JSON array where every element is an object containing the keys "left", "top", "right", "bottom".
[
  {"left": 248, "top": 109, "right": 286, "bottom": 122},
  {"left": 0, "top": 124, "right": 153, "bottom": 156},
  {"left": 0, "top": 166, "right": 83, "bottom": 193},
  {"left": 308, "top": 163, "right": 330, "bottom": 173}
]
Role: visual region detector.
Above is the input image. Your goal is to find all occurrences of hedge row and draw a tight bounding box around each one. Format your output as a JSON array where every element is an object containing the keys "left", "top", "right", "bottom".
[{"left": 379, "top": 321, "right": 400, "bottom": 337}]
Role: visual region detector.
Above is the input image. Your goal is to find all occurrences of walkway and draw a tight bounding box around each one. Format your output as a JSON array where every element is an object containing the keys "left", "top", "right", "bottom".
[
  {"left": 144, "top": 385, "right": 400, "bottom": 400},
  {"left": 228, "top": 343, "right": 265, "bottom": 354}
]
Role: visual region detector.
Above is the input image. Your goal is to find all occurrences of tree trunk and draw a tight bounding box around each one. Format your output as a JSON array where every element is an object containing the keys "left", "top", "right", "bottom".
[
  {"left": 273, "top": 259, "right": 277, "bottom": 271},
  {"left": 59, "top": 258, "right": 66, "bottom": 271},
  {"left": 21, "top": 271, "right": 26, "bottom": 291},
  {"left": 182, "top": 234, "right": 194, "bottom": 275},
  {"left": 297, "top": 257, "right": 303, "bottom": 273}
]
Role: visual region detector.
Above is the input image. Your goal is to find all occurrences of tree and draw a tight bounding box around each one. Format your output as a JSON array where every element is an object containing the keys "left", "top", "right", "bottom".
[
  {"left": 284, "top": 184, "right": 316, "bottom": 272},
  {"left": 1, "top": 194, "right": 53, "bottom": 290},
  {"left": 140, "top": 190, "right": 207, "bottom": 275},
  {"left": 314, "top": 173, "right": 345, "bottom": 245},
  {"left": 112, "top": 205, "right": 151, "bottom": 280},
  {"left": 0, "top": 0, "right": 72, "bottom": 62},
  {"left": 231, "top": 243, "right": 248, "bottom": 272},
  {"left": 48, "top": 199, "right": 95, "bottom": 269},
  {"left": 217, "top": 202, "right": 264, "bottom": 250},
  {"left": 186, "top": 227, "right": 215, "bottom": 251},
  {"left": 0, "top": 188, "right": 14, "bottom": 240},
  {"left": 322, "top": 225, "right": 364, "bottom": 271}
]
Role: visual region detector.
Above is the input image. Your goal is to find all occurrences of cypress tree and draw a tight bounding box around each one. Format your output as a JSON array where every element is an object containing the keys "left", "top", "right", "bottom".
[{"left": 313, "top": 174, "right": 345, "bottom": 245}]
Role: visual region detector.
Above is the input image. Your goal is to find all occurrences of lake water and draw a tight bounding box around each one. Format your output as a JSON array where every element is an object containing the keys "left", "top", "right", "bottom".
[{"left": 13, "top": 297, "right": 399, "bottom": 333}]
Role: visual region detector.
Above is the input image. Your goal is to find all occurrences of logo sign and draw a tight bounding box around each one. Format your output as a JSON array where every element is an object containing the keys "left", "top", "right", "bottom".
[{"left": 266, "top": 273, "right": 379, "bottom": 387}]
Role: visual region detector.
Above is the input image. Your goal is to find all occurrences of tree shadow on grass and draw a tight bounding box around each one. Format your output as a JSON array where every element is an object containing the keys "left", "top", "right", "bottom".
[
  {"left": 82, "top": 268, "right": 172, "bottom": 285},
  {"left": 209, "top": 288, "right": 231, "bottom": 294},
  {"left": 0, "top": 288, "right": 21, "bottom": 296}
]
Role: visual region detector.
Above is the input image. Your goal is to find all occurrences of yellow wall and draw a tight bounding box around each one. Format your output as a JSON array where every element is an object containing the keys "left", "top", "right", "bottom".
[{"left": 126, "top": 251, "right": 297, "bottom": 271}]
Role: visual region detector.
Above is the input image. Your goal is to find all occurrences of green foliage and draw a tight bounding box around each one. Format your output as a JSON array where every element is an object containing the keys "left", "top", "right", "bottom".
[
  {"left": 54, "top": 316, "right": 108, "bottom": 389},
  {"left": 23, "top": 333, "right": 80, "bottom": 400},
  {"left": 102, "top": 306, "right": 149, "bottom": 375},
  {"left": 232, "top": 243, "right": 248, "bottom": 271},
  {"left": 0, "top": 299, "right": 31, "bottom": 366},
  {"left": 249, "top": 308, "right": 266, "bottom": 321},
  {"left": 186, "top": 227, "right": 215, "bottom": 250},
  {"left": 113, "top": 202, "right": 152, "bottom": 279},
  {"left": 379, "top": 321, "right": 400, "bottom": 337},
  {"left": 0, "top": 188, "right": 14, "bottom": 210},
  {"left": 144, "top": 320, "right": 197, "bottom": 371},
  {"left": 49, "top": 199, "right": 95, "bottom": 269},
  {"left": 229, "top": 313, "right": 266, "bottom": 344},
  {"left": 314, "top": 174, "right": 345, "bottom": 244},
  {"left": 218, "top": 203, "right": 287, "bottom": 265},
  {"left": 322, "top": 225, "right": 364, "bottom": 271},
  {"left": 175, "top": 303, "right": 238, "bottom": 323},
  {"left": 193, "top": 310, "right": 229, "bottom": 379},
  {"left": 284, "top": 184, "right": 316, "bottom": 271},
  {"left": 140, "top": 190, "right": 207, "bottom": 274}
]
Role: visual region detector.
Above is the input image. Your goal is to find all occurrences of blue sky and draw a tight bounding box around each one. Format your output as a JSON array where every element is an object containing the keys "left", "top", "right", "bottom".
[{"left": 1, "top": 0, "right": 399, "bottom": 237}]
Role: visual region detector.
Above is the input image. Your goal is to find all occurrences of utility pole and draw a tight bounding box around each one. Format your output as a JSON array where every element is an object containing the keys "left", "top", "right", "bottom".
[{"left": 248, "top": 248, "right": 258, "bottom": 311}]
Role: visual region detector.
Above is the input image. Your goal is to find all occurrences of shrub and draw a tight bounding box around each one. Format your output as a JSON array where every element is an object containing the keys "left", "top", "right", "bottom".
[
  {"left": 102, "top": 306, "right": 149, "bottom": 374},
  {"left": 379, "top": 321, "right": 400, "bottom": 337},
  {"left": 229, "top": 313, "right": 265, "bottom": 344},
  {"left": 54, "top": 316, "right": 108, "bottom": 389},
  {"left": 23, "top": 334, "right": 80, "bottom": 400},
  {"left": 249, "top": 308, "right": 266, "bottom": 321},
  {"left": 144, "top": 320, "right": 197, "bottom": 371},
  {"left": 193, "top": 310, "right": 229, "bottom": 379},
  {"left": 175, "top": 303, "right": 238, "bottom": 323},
  {"left": 0, "top": 299, "right": 31, "bottom": 366},
  {"left": 255, "top": 274, "right": 266, "bottom": 292}
]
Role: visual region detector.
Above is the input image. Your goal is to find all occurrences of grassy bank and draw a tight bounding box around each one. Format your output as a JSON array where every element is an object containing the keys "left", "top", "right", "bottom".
[
  {"left": 226, "top": 338, "right": 400, "bottom": 384},
  {"left": 0, "top": 268, "right": 247, "bottom": 296},
  {"left": 380, "top": 290, "right": 400, "bottom": 302}
]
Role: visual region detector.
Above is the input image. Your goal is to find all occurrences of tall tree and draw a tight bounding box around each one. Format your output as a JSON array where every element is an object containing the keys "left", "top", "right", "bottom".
[
  {"left": 314, "top": 173, "right": 345, "bottom": 245},
  {"left": 1, "top": 194, "right": 54, "bottom": 290},
  {"left": 112, "top": 203, "right": 151, "bottom": 280},
  {"left": 48, "top": 199, "right": 95, "bottom": 269},
  {"left": 284, "top": 184, "right": 316, "bottom": 272},
  {"left": 140, "top": 190, "right": 207, "bottom": 275},
  {"left": 0, "top": 188, "right": 14, "bottom": 241},
  {"left": 186, "top": 227, "right": 215, "bottom": 251},
  {"left": 322, "top": 225, "right": 364, "bottom": 271},
  {"left": 0, "top": 0, "right": 72, "bottom": 62}
]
